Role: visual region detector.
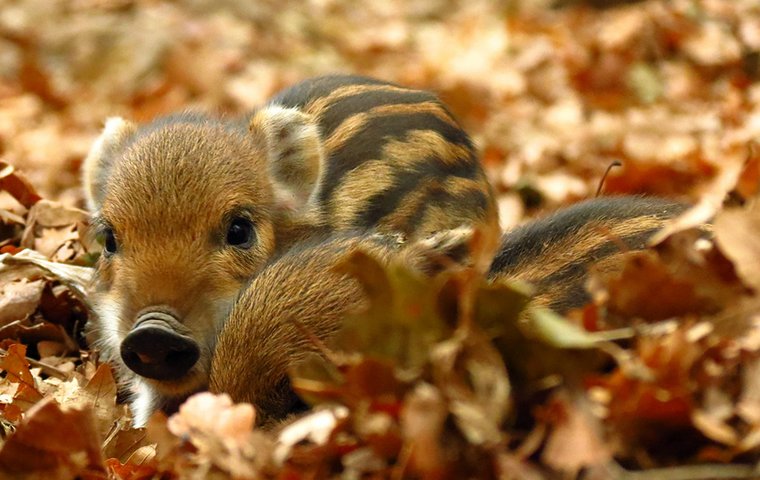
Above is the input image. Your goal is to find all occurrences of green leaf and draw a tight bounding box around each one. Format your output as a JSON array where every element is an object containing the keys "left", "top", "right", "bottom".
[{"left": 525, "top": 307, "right": 633, "bottom": 349}]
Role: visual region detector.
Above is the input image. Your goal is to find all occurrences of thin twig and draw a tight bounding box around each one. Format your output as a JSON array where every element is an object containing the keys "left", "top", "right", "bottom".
[
  {"left": 596, "top": 160, "right": 623, "bottom": 197},
  {"left": 0, "top": 320, "right": 24, "bottom": 337}
]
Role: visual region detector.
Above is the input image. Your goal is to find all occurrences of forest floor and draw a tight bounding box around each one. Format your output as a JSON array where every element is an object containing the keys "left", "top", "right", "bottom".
[{"left": 0, "top": 0, "right": 759, "bottom": 478}]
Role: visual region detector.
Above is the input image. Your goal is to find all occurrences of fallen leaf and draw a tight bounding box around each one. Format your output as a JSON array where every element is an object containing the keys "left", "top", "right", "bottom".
[
  {"left": 0, "top": 343, "right": 43, "bottom": 419},
  {"left": 401, "top": 383, "right": 447, "bottom": 477},
  {"left": 431, "top": 329, "right": 510, "bottom": 446},
  {"left": 683, "top": 21, "right": 742, "bottom": 66},
  {"left": 0, "top": 397, "right": 104, "bottom": 479},
  {"left": 540, "top": 390, "right": 611, "bottom": 476},
  {"left": 0, "top": 279, "right": 44, "bottom": 327},
  {"left": 334, "top": 249, "right": 450, "bottom": 370},
  {"left": 526, "top": 307, "right": 633, "bottom": 349},
  {"left": 167, "top": 391, "right": 256, "bottom": 444},
  {"left": 0, "top": 162, "right": 41, "bottom": 209},
  {"left": 714, "top": 200, "right": 760, "bottom": 291},
  {"left": 589, "top": 248, "right": 730, "bottom": 321},
  {"left": 80, "top": 363, "right": 120, "bottom": 438},
  {"left": 275, "top": 406, "right": 349, "bottom": 466},
  {"left": 650, "top": 148, "right": 745, "bottom": 245},
  {"left": 0, "top": 248, "right": 93, "bottom": 302},
  {"left": 19, "top": 200, "right": 90, "bottom": 262},
  {"left": 737, "top": 357, "right": 760, "bottom": 426},
  {"left": 165, "top": 392, "right": 267, "bottom": 478}
]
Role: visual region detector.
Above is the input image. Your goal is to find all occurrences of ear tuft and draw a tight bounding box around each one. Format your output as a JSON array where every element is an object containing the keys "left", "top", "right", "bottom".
[
  {"left": 82, "top": 117, "right": 136, "bottom": 212},
  {"left": 249, "top": 106, "right": 324, "bottom": 213}
]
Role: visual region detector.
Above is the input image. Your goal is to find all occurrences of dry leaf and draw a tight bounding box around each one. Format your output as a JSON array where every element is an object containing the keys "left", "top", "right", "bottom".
[
  {"left": 0, "top": 397, "right": 104, "bottom": 479},
  {"left": 0, "top": 162, "right": 41, "bottom": 209},
  {"left": 0, "top": 249, "right": 93, "bottom": 301},
  {"left": 20, "top": 200, "right": 91, "bottom": 262},
  {"left": 540, "top": 391, "right": 611, "bottom": 475},
  {"left": 0, "top": 279, "right": 44, "bottom": 326},
  {"left": 714, "top": 201, "right": 760, "bottom": 291},
  {"left": 650, "top": 148, "right": 745, "bottom": 245},
  {"left": 401, "top": 383, "right": 447, "bottom": 477},
  {"left": 431, "top": 329, "right": 510, "bottom": 446},
  {"left": 167, "top": 392, "right": 256, "bottom": 444}
]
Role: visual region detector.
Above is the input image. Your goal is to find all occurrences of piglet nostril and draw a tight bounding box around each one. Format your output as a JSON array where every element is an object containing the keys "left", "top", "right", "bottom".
[
  {"left": 120, "top": 317, "right": 200, "bottom": 381},
  {"left": 136, "top": 352, "right": 159, "bottom": 365}
]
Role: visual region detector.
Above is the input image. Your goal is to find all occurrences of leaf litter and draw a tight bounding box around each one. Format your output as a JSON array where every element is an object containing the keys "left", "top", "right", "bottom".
[{"left": 0, "top": 0, "right": 759, "bottom": 479}]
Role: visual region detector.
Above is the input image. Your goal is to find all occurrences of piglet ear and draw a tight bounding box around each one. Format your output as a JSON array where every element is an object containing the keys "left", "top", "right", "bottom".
[
  {"left": 82, "top": 117, "right": 136, "bottom": 212},
  {"left": 249, "top": 105, "right": 324, "bottom": 213}
]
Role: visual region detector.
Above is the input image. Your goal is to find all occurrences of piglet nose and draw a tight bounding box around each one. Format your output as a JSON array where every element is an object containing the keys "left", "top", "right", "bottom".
[{"left": 120, "top": 312, "right": 199, "bottom": 381}]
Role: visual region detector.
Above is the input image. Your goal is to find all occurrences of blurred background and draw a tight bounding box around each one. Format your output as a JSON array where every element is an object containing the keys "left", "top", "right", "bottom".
[{"left": 0, "top": 0, "right": 758, "bottom": 230}]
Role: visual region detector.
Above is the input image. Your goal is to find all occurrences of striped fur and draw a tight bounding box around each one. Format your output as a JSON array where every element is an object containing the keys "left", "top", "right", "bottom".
[
  {"left": 209, "top": 196, "right": 687, "bottom": 424},
  {"left": 81, "top": 75, "right": 497, "bottom": 425},
  {"left": 267, "top": 75, "right": 497, "bottom": 240},
  {"left": 489, "top": 196, "right": 686, "bottom": 311}
]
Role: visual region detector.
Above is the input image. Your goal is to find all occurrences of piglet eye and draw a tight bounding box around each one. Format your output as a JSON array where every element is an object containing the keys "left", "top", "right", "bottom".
[
  {"left": 227, "top": 217, "right": 255, "bottom": 249},
  {"left": 103, "top": 227, "right": 118, "bottom": 255}
]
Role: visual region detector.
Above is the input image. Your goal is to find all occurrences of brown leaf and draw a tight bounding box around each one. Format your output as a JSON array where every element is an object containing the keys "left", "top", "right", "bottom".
[
  {"left": 0, "top": 248, "right": 94, "bottom": 302},
  {"left": 692, "top": 385, "right": 739, "bottom": 447},
  {"left": 81, "top": 363, "right": 119, "bottom": 438},
  {"left": 0, "top": 397, "right": 104, "bottom": 478},
  {"left": 431, "top": 329, "right": 510, "bottom": 446},
  {"left": 0, "top": 343, "right": 39, "bottom": 392},
  {"left": 20, "top": 199, "right": 90, "bottom": 261},
  {"left": 650, "top": 148, "right": 745, "bottom": 245},
  {"left": 596, "top": 250, "right": 709, "bottom": 320},
  {"left": 0, "top": 279, "right": 44, "bottom": 327},
  {"left": 165, "top": 392, "right": 268, "bottom": 478},
  {"left": 38, "top": 283, "right": 87, "bottom": 337},
  {"left": 144, "top": 411, "right": 179, "bottom": 464},
  {"left": 36, "top": 340, "right": 66, "bottom": 358},
  {"left": 105, "top": 455, "right": 158, "bottom": 480},
  {"left": 737, "top": 357, "right": 760, "bottom": 427},
  {"left": 102, "top": 421, "right": 150, "bottom": 465},
  {"left": 497, "top": 453, "right": 548, "bottom": 480},
  {"left": 0, "top": 344, "right": 44, "bottom": 418},
  {"left": 274, "top": 406, "right": 348, "bottom": 466},
  {"left": 540, "top": 391, "right": 611, "bottom": 475},
  {"left": 167, "top": 392, "right": 255, "bottom": 444},
  {"left": 683, "top": 21, "right": 742, "bottom": 66},
  {"left": 401, "top": 383, "right": 447, "bottom": 477},
  {"left": 343, "top": 357, "right": 403, "bottom": 401},
  {"left": 735, "top": 153, "right": 760, "bottom": 200},
  {"left": 1, "top": 320, "right": 73, "bottom": 349},
  {"left": 714, "top": 201, "right": 760, "bottom": 291},
  {"left": 0, "top": 162, "right": 41, "bottom": 209},
  {"left": 589, "top": 234, "right": 744, "bottom": 321}
]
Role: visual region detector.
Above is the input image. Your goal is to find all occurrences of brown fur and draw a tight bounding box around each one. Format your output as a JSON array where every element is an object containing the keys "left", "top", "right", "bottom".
[
  {"left": 82, "top": 75, "right": 497, "bottom": 425},
  {"left": 304, "top": 84, "right": 412, "bottom": 118},
  {"left": 209, "top": 236, "right": 368, "bottom": 424},
  {"left": 322, "top": 102, "right": 459, "bottom": 153},
  {"left": 85, "top": 120, "right": 282, "bottom": 424},
  {"left": 208, "top": 230, "right": 471, "bottom": 425},
  {"left": 208, "top": 197, "right": 687, "bottom": 424}
]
